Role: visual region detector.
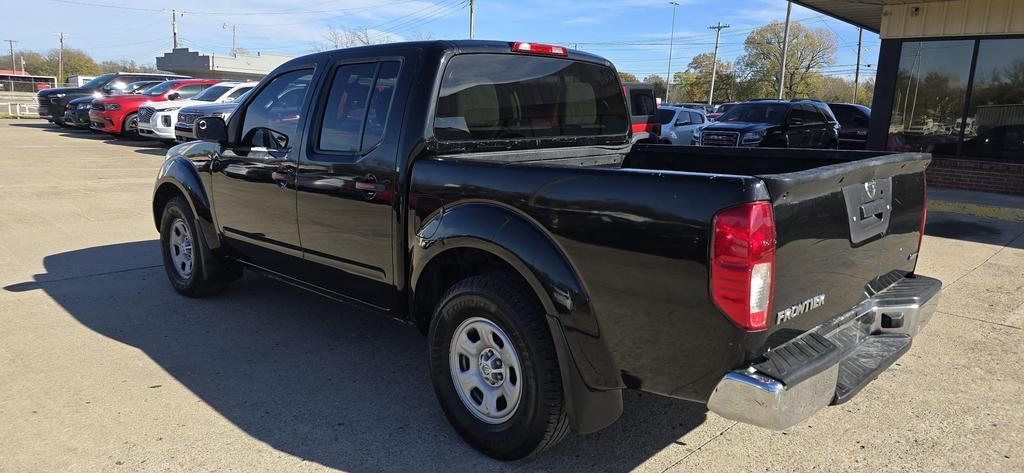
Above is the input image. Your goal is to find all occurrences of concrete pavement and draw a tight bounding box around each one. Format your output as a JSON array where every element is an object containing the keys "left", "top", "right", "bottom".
[{"left": 0, "top": 119, "right": 1021, "bottom": 472}]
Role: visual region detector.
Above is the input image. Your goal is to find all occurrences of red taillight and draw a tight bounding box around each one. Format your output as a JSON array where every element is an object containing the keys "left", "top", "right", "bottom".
[
  {"left": 711, "top": 201, "right": 776, "bottom": 331},
  {"left": 511, "top": 42, "right": 569, "bottom": 56},
  {"left": 918, "top": 175, "right": 928, "bottom": 251}
]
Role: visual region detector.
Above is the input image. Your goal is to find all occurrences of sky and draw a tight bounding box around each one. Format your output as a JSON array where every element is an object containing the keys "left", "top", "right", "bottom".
[{"left": 3, "top": 0, "right": 880, "bottom": 80}]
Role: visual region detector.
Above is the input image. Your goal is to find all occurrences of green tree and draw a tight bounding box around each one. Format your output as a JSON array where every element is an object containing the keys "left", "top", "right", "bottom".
[
  {"left": 618, "top": 71, "right": 639, "bottom": 83},
  {"left": 99, "top": 59, "right": 158, "bottom": 73},
  {"left": 736, "top": 20, "right": 837, "bottom": 99},
  {"left": 670, "top": 53, "right": 736, "bottom": 103},
  {"left": 643, "top": 74, "right": 667, "bottom": 101}
]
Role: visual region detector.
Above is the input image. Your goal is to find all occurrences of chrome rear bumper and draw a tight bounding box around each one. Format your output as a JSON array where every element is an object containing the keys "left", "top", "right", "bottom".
[{"left": 707, "top": 275, "right": 941, "bottom": 430}]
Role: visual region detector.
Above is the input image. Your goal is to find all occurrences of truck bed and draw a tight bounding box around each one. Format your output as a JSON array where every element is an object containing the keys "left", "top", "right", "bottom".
[{"left": 421, "top": 144, "right": 930, "bottom": 402}]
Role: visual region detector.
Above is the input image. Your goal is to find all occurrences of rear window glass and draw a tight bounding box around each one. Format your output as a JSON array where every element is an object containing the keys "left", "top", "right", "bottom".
[
  {"left": 629, "top": 89, "right": 657, "bottom": 116},
  {"left": 657, "top": 108, "right": 676, "bottom": 124},
  {"left": 435, "top": 54, "right": 628, "bottom": 141}
]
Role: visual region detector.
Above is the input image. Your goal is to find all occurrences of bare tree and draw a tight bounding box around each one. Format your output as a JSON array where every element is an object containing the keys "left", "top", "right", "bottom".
[{"left": 319, "top": 27, "right": 396, "bottom": 51}]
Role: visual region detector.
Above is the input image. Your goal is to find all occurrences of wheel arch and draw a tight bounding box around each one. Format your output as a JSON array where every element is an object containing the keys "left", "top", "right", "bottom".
[
  {"left": 152, "top": 156, "right": 220, "bottom": 251},
  {"left": 410, "top": 202, "right": 624, "bottom": 434}
]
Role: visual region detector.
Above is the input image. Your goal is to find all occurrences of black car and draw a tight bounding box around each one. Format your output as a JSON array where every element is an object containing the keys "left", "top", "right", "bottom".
[
  {"left": 700, "top": 99, "right": 840, "bottom": 149},
  {"left": 38, "top": 72, "right": 188, "bottom": 126},
  {"left": 828, "top": 103, "right": 871, "bottom": 149}
]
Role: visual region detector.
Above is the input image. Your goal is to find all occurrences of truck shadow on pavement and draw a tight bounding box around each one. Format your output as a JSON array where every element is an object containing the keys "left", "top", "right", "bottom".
[{"left": 4, "top": 240, "right": 708, "bottom": 472}]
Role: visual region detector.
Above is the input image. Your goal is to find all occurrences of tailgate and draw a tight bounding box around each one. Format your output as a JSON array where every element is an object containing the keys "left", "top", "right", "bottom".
[{"left": 758, "top": 152, "right": 930, "bottom": 339}]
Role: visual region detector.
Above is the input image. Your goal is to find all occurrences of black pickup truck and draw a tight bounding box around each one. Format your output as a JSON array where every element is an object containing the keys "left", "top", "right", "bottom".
[{"left": 153, "top": 40, "right": 940, "bottom": 460}]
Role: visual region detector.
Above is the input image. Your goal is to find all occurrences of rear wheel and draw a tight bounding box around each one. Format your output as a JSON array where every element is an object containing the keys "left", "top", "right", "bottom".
[
  {"left": 428, "top": 273, "right": 569, "bottom": 460},
  {"left": 159, "top": 196, "right": 227, "bottom": 297}
]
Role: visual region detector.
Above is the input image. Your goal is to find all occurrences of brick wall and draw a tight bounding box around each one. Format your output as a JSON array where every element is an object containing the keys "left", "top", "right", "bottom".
[{"left": 926, "top": 158, "right": 1024, "bottom": 195}]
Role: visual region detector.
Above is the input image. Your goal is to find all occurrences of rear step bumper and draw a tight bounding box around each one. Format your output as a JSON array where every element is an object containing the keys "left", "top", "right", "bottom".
[{"left": 707, "top": 275, "right": 941, "bottom": 430}]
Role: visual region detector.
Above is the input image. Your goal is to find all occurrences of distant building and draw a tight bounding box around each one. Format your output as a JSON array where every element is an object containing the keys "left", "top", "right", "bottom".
[
  {"left": 67, "top": 75, "right": 97, "bottom": 87},
  {"left": 796, "top": 0, "right": 1024, "bottom": 195},
  {"left": 155, "top": 48, "right": 292, "bottom": 81}
]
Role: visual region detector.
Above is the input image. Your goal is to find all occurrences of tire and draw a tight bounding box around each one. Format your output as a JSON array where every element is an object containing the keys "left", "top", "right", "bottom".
[
  {"left": 159, "top": 196, "right": 227, "bottom": 297},
  {"left": 121, "top": 113, "right": 139, "bottom": 138},
  {"left": 428, "top": 273, "right": 569, "bottom": 460}
]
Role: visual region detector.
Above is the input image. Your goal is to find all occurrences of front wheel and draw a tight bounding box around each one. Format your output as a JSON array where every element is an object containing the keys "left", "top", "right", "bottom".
[
  {"left": 428, "top": 273, "right": 569, "bottom": 460},
  {"left": 159, "top": 196, "right": 227, "bottom": 297},
  {"left": 121, "top": 113, "right": 139, "bottom": 138}
]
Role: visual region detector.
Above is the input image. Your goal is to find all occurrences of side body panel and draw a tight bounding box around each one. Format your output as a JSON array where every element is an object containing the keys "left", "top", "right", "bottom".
[{"left": 408, "top": 158, "right": 769, "bottom": 401}]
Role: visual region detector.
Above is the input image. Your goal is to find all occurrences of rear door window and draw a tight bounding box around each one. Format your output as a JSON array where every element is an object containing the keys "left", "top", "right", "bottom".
[
  {"left": 435, "top": 54, "right": 627, "bottom": 141},
  {"left": 317, "top": 61, "right": 401, "bottom": 154},
  {"left": 629, "top": 90, "right": 657, "bottom": 117},
  {"left": 689, "top": 111, "right": 704, "bottom": 124}
]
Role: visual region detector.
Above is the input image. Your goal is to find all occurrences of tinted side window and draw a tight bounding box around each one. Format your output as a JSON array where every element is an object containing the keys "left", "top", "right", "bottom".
[
  {"left": 226, "top": 86, "right": 252, "bottom": 102},
  {"left": 360, "top": 61, "right": 400, "bottom": 153},
  {"left": 175, "top": 84, "right": 206, "bottom": 99},
  {"left": 830, "top": 105, "right": 855, "bottom": 125},
  {"left": 689, "top": 111, "right": 704, "bottom": 124},
  {"left": 318, "top": 63, "right": 377, "bottom": 153},
  {"left": 630, "top": 90, "right": 657, "bottom": 116},
  {"left": 241, "top": 69, "right": 314, "bottom": 149}
]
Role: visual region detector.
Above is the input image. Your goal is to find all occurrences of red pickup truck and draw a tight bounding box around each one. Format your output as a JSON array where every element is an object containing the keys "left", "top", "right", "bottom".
[{"left": 90, "top": 79, "right": 218, "bottom": 136}]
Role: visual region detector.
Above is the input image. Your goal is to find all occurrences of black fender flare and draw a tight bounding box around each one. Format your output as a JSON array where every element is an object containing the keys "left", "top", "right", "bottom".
[
  {"left": 411, "top": 202, "right": 623, "bottom": 433},
  {"left": 152, "top": 155, "right": 220, "bottom": 251}
]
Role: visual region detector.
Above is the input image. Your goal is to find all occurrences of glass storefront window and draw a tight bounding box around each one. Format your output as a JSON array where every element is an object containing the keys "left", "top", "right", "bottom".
[
  {"left": 961, "top": 38, "right": 1024, "bottom": 161},
  {"left": 888, "top": 40, "right": 974, "bottom": 155}
]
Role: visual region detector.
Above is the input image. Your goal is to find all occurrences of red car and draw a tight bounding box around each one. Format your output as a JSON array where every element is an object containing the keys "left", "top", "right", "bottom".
[{"left": 90, "top": 79, "right": 218, "bottom": 136}]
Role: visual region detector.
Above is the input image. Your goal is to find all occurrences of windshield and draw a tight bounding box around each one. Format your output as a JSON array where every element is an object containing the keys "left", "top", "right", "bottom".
[
  {"left": 193, "top": 85, "right": 233, "bottom": 102},
  {"left": 435, "top": 54, "right": 628, "bottom": 141},
  {"left": 657, "top": 108, "right": 677, "bottom": 124},
  {"left": 717, "top": 103, "right": 737, "bottom": 114},
  {"left": 83, "top": 73, "right": 116, "bottom": 89},
  {"left": 126, "top": 81, "right": 156, "bottom": 93},
  {"left": 145, "top": 81, "right": 178, "bottom": 96},
  {"left": 717, "top": 103, "right": 789, "bottom": 124}
]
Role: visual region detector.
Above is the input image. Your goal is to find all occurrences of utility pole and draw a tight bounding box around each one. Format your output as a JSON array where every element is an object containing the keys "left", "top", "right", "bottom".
[
  {"left": 469, "top": 0, "right": 475, "bottom": 39},
  {"left": 665, "top": 1, "right": 679, "bottom": 103},
  {"left": 5, "top": 40, "right": 17, "bottom": 95},
  {"left": 172, "top": 10, "right": 179, "bottom": 49},
  {"left": 707, "top": 22, "right": 729, "bottom": 105},
  {"left": 777, "top": 1, "right": 792, "bottom": 99},
  {"left": 223, "top": 23, "right": 237, "bottom": 56},
  {"left": 58, "top": 32, "right": 64, "bottom": 86},
  {"left": 853, "top": 27, "right": 863, "bottom": 104}
]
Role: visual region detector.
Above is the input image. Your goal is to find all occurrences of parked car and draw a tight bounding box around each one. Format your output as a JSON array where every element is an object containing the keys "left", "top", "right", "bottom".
[
  {"left": 699, "top": 99, "right": 839, "bottom": 148},
  {"left": 139, "top": 81, "right": 256, "bottom": 142},
  {"left": 37, "top": 72, "right": 188, "bottom": 127},
  {"left": 622, "top": 82, "right": 660, "bottom": 143},
  {"left": 173, "top": 93, "right": 249, "bottom": 142},
  {"left": 707, "top": 102, "right": 738, "bottom": 121},
  {"left": 63, "top": 81, "right": 164, "bottom": 128},
  {"left": 657, "top": 106, "right": 707, "bottom": 145},
  {"left": 90, "top": 79, "right": 219, "bottom": 137},
  {"left": 828, "top": 103, "right": 871, "bottom": 149},
  {"left": 153, "top": 40, "right": 938, "bottom": 461}
]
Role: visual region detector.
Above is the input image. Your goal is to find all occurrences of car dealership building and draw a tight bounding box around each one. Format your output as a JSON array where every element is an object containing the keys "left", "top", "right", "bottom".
[{"left": 798, "top": 0, "right": 1024, "bottom": 195}]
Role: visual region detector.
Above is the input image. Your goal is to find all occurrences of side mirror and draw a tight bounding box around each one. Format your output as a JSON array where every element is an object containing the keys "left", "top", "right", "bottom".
[
  {"left": 166, "top": 92, "right": 181, "bottom": 101},
  {"left": 675, "top": 119, "right": 690, "bottom": 127},
  {"left": 195, "top": 116, "right": 229, "bottom": 144}
]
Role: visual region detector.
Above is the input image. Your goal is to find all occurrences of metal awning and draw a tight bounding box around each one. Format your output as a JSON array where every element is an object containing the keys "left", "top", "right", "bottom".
[{"left": 791, "top": 1, "right": 944, "bottom": 33}]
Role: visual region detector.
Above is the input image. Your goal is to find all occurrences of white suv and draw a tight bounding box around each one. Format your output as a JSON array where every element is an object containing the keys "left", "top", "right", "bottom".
[{"left": 138, "top": 81, "right": 255, "bottom": 141}]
